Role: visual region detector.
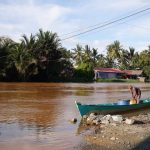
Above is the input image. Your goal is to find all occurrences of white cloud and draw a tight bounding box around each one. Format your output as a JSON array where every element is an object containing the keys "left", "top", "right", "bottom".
[
  {"left": 0, "top": 2, "right": 72, "bottom": 41},
  {"left": 0, "top": 0, "right": 150, "bottom": 52}
]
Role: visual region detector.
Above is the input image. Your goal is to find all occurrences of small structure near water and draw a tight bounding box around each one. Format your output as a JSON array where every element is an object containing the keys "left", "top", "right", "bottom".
[
  {"left": 94, "top": 68, "right": 144, "bottom": 81},
  {"left": 94, "top": 68, "right": 124, "bottom": 79}
]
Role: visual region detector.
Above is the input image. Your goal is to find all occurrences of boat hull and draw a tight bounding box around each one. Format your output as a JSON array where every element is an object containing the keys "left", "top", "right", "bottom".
[{"left": 75, "top": 98, "right": 150, "bottom": 116}]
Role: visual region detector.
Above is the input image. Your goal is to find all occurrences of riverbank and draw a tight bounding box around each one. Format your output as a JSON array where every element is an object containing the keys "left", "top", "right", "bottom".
[
  {"left": 77, "top": 112, "right": 150, "bottom": 150},
  {"left": 96, "top": 78, "right": 142, "bottom": 83}
]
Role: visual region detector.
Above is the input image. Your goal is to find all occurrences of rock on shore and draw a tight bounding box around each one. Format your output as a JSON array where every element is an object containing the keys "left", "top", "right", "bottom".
[{"left": 82, "top": 113, "right": 135, "bottom": 126}]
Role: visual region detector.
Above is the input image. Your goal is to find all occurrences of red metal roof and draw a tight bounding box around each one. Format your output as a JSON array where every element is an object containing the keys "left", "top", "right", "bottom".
[
  {"left": 95, "top": 68, "right": 142, "bottom": 75},
  {"left": 95, "top": 68, "right": 124, "bottom": 73},
  {"left": 123, "top": 70, "right": 142, "bottom": 75}
]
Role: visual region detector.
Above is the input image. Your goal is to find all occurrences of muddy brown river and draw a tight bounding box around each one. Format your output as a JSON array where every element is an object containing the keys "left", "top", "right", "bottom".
[{"left": 0, "top": 82, "right": 150, "bottom": 150}]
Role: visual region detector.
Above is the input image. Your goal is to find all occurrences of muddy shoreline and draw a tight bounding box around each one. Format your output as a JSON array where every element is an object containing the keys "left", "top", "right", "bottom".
[{"left": 77, "top": 112, "right": 150, "bottom": 150}]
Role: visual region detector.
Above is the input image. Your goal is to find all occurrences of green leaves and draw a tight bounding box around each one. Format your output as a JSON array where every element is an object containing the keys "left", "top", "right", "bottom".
[
  {"left": 0, "top": 29, "right": 73, "bottom": 81},
  {"left": 7, "top": 42, "right": 36, "bottom": 81},
  {"left": 1, "top": 32, "right": 150, "bottom": 81}
]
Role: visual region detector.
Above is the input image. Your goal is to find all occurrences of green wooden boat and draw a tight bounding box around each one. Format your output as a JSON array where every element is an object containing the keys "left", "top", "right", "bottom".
[{"left": 75, "top": 98, "right": 150, "bottom": 116}]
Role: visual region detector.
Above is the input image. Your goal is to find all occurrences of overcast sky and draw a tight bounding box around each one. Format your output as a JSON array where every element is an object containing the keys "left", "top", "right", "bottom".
[{"left": 0, "top": 0, "right": 150, "bottom": 53}]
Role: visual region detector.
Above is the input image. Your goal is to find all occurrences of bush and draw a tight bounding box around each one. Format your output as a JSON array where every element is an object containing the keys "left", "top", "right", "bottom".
[{"left": 72, "top": 69, "right": 94, "bottom": 82}]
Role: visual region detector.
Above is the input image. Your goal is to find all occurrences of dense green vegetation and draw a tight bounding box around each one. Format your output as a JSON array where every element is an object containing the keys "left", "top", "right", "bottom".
[{"left": 0, "top": 29, "right": 150, "bottom": 82}]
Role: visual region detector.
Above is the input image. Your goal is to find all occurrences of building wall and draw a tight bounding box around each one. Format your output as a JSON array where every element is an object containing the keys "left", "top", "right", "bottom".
[
  {"left": 98, "top": 72, "right": 117, "bottom": 79},
  {"left": 95, "top": 71, "right": 124, "bottom": 79}
]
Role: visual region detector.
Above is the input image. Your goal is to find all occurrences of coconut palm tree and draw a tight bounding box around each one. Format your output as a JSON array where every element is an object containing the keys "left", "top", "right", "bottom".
[
  {"left": 7, "top": 42, "right": 37, "bottom": 81},
  {"left": 21, "top": 34, "right": 36, "bottom": 51},
  {"left": 91, "top": 48, "right": 99, "bottom": 67},
  {"left": 35, "top": 29, "right": 69, "bottom": 81},
  {"left": 83, "top": 45, "right": 92, "bottom": 62},
  {"left": 127, "top": 47, "right": 135, "bottom": 69},
  {"left": 97, "top": 54, "right": 107, "bottom": 67},
  {"left": 139, "top": 48, "right": 150, "bottom": 79},
  {"left": 119, "top": 49, "right": 129, "bottom": 69},
  {"left": 72, "top": 44, "right": 83, "bottom": 67},
  {"left": 106, "top": 40, "right": 122, "bottom": 68},
  {"left": 81, "top": 45, "right": 93, "bottom": 71},
  {"left": 0, "top": 37, "right": 14, "bottom": 79},
  {"left": 35, "top": 29, "right": 62, "bottom": 64}
]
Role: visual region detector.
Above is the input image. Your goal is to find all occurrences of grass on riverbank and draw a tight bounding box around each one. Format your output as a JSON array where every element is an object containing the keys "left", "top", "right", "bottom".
[{"left": 96, "top": 78, "right": 141, "bottom": 83}]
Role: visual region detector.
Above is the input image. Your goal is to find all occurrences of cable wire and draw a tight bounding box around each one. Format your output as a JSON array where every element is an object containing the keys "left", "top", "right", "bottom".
[{"left": 61, "top": 7, "right": 150, "bottom": 41}]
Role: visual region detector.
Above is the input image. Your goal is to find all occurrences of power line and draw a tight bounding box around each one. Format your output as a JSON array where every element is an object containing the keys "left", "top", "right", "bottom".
[
  {"left": 77, "top": 10, "right": 150, "bottom": 40},
  {"left": 1, "top": 7, "right": 150, "bottom": 60},
  {"left": 61, "top": 7, "right": 150, "bottom": 41},
  {"left": 60, "top": 5, "right": 150, "bottom": 37}
]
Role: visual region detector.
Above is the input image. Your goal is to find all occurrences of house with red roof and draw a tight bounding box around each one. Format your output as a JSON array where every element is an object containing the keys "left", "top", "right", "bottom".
[{"left": 94, "top": 68, "right": 143, "bottom": 80}]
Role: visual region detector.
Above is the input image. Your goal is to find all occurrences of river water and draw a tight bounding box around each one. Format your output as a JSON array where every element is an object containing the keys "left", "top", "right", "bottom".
[{"left": 0, "top": 82, "right": 150, "bottom": 150}]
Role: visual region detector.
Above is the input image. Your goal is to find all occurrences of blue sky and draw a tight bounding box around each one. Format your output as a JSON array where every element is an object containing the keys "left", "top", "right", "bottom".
[{"left": 0, "top": 0, "right": 150, "bottom": 53}]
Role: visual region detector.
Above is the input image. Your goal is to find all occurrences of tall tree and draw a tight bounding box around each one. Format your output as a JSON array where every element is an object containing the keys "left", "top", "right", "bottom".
[
  {"left": 7, "top": 42, "right": 37, "bottom": 81},
  {"left": 119, "top": 49, "right": 129, "bottom": 69},
  {"left": 72, "top": 44, "right": 83, "bottom": 67},
  {"left": 35, "top": 29, "right": 72, "bottom": 81},
  {"left": 36, "top": 29, "right": 62, "bottom": 62},
  {"left": 139, "top": 48, "right": 150, "bottom": 79},
  {"left": 21, "top": 34, "right": 36, "bottom": 51},
  {"left": 128, "top": 47, "right": 135, "bottom": 69},
  {"left": 0, "top": 37, "right": 14, "bottom": 79},
  {"left": 106, "top": 40, "right": 122, "bottom": 68},
  {"left": 97, "top": 54, "right": 107, "bottom": 67}
]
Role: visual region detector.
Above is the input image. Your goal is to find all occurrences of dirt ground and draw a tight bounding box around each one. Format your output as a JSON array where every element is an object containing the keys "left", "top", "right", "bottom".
[{"left": 77, "top": 113, "right": 150, "bottom": 150}]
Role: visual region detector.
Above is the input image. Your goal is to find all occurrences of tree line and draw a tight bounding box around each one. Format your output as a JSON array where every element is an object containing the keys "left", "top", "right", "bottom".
[{"left": 0, "top": 29, "right": 150, "bottom": 82}]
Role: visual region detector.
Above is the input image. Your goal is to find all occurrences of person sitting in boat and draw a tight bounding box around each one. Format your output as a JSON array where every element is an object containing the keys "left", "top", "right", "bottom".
[{"left": 129, "top": 85, "right": 141, "bottom": 104}]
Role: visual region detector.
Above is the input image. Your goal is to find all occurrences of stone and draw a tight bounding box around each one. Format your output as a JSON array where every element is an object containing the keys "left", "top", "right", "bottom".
[
  {"left": 101, "top": 119, "right": 110, "bottom": 125},
  {"left": 70, "top": 118, "right": 77, "bottom": 123},
  {"left": 86, "top": 113, "right": 98, "bottom": 124},
  {"left": 111, "top": 123, "right": 117, "bottom": 126},
  {"left": 82, "top": 115, "right": 88, "bottom": 120},
  {"left": 93, "top": 118, "right": 100, "bottom": 125},
  {"left": 110, "top": 137, "right": 116, "bottom": 140},
  {"left": 100, "top": 115, "right": 113, "bottom": 124},
  {"left": 86, "top": 118, "right": 92, "bottom": 125},
  {"left": 82, "top": 115, "right": 88, "bottom": 121},
  {"left": 125, "top": 119, "right": 135, "bottom": 125},
  {"left": 89, "top": 113, "right": 97, "bottom": 120},
  {"left": 127, "top": 141, "right": 130, "bottom": 145},
  {"left": 112, "top": 115, "right": 123, "bottom": 123},
  {"left": 97, "top": 115, "right": 105, "bottom": 119},
  {"left": 101, "top": 114, "right": 112, "bottom": 121}
]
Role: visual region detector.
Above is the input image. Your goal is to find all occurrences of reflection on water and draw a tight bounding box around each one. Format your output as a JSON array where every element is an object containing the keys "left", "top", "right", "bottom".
[{"left": 0, "top": 82, "right": 150, "bottom": 150}]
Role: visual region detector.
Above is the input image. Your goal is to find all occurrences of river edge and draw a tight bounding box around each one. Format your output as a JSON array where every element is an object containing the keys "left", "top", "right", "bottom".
[{"left": 77, "top": 112, "right": 150, "bottom": 150}]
